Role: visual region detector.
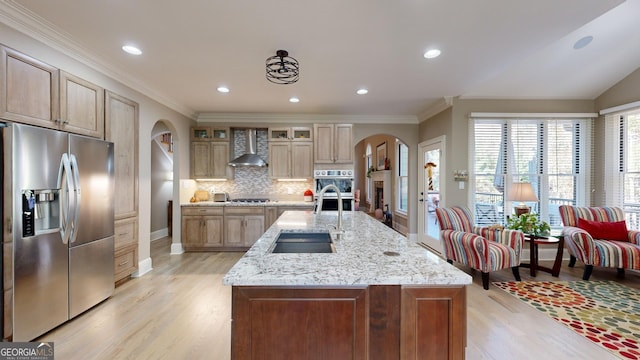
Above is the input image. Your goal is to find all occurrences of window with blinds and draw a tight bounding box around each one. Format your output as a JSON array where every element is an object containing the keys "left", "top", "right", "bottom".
[
  {"left": 472, "top": 117, "right": 591, "bottom": 228},
  {"left": 604, "top": 110, "right": 640, "bottom": 230}
]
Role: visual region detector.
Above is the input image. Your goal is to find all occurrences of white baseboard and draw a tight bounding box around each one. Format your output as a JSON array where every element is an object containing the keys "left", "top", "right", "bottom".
[
  {"left": 170, "top": 242, "right": 184, "bottom": 255},
  {"left": 150, "top": 228, "right": 169, "bottom": 241},
  {"left": 132, "top": 257, "right": 152, "bottom": 278},
  {"left": 407, "top": 233, "right": 418, "bottom": 242}
]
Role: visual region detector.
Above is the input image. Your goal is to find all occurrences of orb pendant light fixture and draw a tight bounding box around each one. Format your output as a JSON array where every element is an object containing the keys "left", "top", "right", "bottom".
[{"left": 266, "top": 50, "right": 299, "bottom": 84}]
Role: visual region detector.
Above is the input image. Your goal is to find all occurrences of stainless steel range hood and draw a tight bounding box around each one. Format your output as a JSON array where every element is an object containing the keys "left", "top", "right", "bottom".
[{"left": 228, "top": 129, "right": 268, "bottom": 167}]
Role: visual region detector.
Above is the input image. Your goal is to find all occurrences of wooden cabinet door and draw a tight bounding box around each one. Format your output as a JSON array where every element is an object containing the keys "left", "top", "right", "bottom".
[
  {"left": 265, "top": 207, "right": 278, "bottom": 228},
  {"left": 182, "top": 216, "right": 204, "bottom": 248},
  {"left": 59, "top": 71, "right": 104, "bottom": 138},
  {"left": 401, "top": 286, "right": 466, "bottom": 360},
  {"left": 314, "top": 124, "right": 334, "bottom": 163},
  {"left": 203, "top": 216, "right": 224, "bottom": 247},
  {"left": 224, "top": 216, "right": 245, "bottom": 247},
  {"left": 243, "top": 215, "right": 265, "bottom": 247},
  {"left": 105, "top": 91, "right": 139, "bottom": 219},
  {"left": 191, "top": 142, "right": 212, "bottom": 178},
  {"left": 0, "top": 46, "right": 59, "bottom": 128},
  {"left": 191, "top": 126, "right": 212, "bottom": 141},
  {"left": 291, "top": 142, "right": 313, "bottom": 178},
  {"left": 269, "top": 142, "right": 291, "bottom": 178},
  {"left": 210, "top": 142, "right": 230, "bottom": 178},
  {"left": 334, "top": 124, "right": 353, "bottom": 163}
]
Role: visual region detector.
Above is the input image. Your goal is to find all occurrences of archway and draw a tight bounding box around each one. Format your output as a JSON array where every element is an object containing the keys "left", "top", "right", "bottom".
[{"left": 150, "top": 120, "right": 178, "bottom": 253}]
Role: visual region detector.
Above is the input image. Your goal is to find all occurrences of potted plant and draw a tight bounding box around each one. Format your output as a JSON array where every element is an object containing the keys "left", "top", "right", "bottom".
[
  {"left": 366, "top": 166, "right": 375, "bottom": 178},
  {"left": 506, "top": 212, "right": 550, "bottom": 237}
]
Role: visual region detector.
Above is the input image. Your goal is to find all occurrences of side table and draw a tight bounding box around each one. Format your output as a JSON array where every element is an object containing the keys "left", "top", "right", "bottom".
[{"left": 521, "top": 234, "right": 564, "bottom": 277}]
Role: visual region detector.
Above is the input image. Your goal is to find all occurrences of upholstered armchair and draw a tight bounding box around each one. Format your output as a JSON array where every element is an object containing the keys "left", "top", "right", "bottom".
[
  {"left": 559, "top": 205, "right": 640, "bottom": 280},
  {"left": 435, "top": 206, "right": 524, "bottom": 290}
]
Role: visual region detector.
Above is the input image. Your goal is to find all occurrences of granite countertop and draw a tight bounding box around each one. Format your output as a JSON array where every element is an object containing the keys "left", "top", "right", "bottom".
[
  {"left": 223, "top": 211, "right": 472, "bottom": 286},
  {"left": 181, "top": 200, "right": 315, "bottom": 207}
]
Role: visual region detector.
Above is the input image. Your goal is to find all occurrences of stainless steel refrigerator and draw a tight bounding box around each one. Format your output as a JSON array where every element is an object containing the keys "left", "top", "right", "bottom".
[{"left": 2, "top": 122, "right": 115, "bottom": 341}]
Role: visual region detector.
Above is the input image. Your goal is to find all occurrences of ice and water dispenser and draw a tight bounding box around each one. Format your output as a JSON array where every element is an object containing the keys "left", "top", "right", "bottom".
[{"left": 22, "top": 189, "right": 60, "bottom": 237}]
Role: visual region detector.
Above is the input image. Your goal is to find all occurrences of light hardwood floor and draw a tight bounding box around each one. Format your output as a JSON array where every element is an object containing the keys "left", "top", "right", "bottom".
[{"left": 38, "top": 237, "right": 639, "bottom": 360}]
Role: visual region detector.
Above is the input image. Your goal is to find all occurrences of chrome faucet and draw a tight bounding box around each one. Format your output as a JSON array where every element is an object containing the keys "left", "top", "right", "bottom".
[{"left": 314, "top": 184, "right": 343, "bottom": 232}]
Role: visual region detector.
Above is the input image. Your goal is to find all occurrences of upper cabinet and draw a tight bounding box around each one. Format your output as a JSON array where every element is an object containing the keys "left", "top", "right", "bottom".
[
  {"left": 268, "top": 126, "right": 313, "bottom": 179},
  {"left": 191, "top": 126, "right": 230, "bottom": 142},
  {"left": 59, "top": 71, "right": 105, "bottom": 138},
  {"left": 314, "top": 123, "right": 353, "bottom": 164},
  {"left": 0, "top": 46, "right": 104, "bottom": 138},
  {"left": 269, "top": 127, "right": 312, "bottom": 142},
  {"left": 190, "top": 126, "right": 232, "bottom": 179}
]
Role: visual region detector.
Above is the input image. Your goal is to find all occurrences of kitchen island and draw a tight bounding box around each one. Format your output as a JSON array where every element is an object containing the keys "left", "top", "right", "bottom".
[{"left": 224, "top": 211, "right": 472, "bottom": 360}]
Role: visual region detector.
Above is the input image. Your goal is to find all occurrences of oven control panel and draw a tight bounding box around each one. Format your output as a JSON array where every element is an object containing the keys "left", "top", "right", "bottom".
[{"left": 314, "top": 169, "right": 353, "bottom": 178}]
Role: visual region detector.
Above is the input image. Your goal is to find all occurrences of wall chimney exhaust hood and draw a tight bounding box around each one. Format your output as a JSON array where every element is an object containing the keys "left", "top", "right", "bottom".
[{"left": 228, "top": 129, "right": 268, "bottom": 167}]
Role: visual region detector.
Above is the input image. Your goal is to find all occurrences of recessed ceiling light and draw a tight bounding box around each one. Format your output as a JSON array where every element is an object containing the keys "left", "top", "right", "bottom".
[
  {"left": 122, "top": 45, "right": 142, "bottom": 55},
  {"left": 217, "top": 86, "right": 230, "bottom": 93},
  {"left": 289, "top": 97, "right": 300, "bottom": 103},
  {"left": 356, "top": 89, "right": 368, "bottom": 95},
  {"left": 423, "top": 49, "right": 441, "bottom": 59},
  {"left": 573, "top": 36, "right": 594, "bottom": 50}
]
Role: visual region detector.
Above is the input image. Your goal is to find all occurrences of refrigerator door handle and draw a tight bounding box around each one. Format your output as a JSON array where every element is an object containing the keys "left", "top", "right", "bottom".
[
  {"left": 57, "top": 153, "right": 73, "bottom": 244},
  {"left": 69, "top": 154, "right": 81, "bottom": 244}
]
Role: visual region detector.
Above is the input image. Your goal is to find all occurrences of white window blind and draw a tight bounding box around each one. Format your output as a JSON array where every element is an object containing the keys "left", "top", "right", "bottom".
[
  {"left": 471, "top": 116, "right": 592, "bottom": 227},
  {"left": 604, "top": 109, "right": 640, "bottom": 229}
]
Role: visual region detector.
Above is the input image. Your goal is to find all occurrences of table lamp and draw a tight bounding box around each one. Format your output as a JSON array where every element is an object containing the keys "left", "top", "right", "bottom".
[{"left": 507, "top": 182, "right": 538, "bottom": 216}]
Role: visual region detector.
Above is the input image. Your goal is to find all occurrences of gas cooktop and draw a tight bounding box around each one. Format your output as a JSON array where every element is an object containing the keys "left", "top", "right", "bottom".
[{"left": 229, "top": 198, "right": 270, "bottom": 203}]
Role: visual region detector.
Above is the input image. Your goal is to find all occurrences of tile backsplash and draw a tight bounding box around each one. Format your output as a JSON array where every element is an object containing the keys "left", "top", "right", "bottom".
[{"left": 196, "top": 128, "right": 313, "bottom": 200}]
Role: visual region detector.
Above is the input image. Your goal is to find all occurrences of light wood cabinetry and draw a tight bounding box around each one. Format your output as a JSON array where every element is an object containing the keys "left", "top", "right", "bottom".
[
  {"left": 106, "top": 91, "right": 139, "bottom": 283},
  {"left": 291, "top": 142, "right": 314, "bottom": 178},
  {"left": 190, "top": 127, "right": 231, "bottom": 179},
  {"left": 268, "top": 142, "right": 291, "bottom": 178},
  {"left": 231, "top": 285, "right": 466, "bottom": 360},
  {"left": 191, "top": 126, "right": 229, "bottom": 142},
  {"left": 181, "top": 207, "right": 224, "bottom": 250},
  {"left": 224, "top": 207, "right": 265, "bottom": 248},
  {"left": 268, "top": 126, "right": 313, "bottom": 179},
  {"left": 114, "top": 218, "right": 138, "bottom": 283},
  {"left": 268, "top": 127, "right": 312, "bottom": 142},
  {"left": 59, "top": 71, "right": 104, "bottom": 138},
  {"left": 0, "top": 46, "right": 104, "bottom": 138},
  {"left": 313, "top": 123, "right": 353, "bottom": 164}
]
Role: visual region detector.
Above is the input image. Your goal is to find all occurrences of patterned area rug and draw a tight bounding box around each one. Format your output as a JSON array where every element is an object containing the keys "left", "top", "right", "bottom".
[{"left": 494, "top": 281, "right": 640, "bottom": 359}]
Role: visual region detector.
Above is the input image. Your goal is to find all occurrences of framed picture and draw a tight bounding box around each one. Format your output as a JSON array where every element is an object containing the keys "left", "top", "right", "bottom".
[{"left": 376, "top": 142, "right": 387, "bottom": 170}]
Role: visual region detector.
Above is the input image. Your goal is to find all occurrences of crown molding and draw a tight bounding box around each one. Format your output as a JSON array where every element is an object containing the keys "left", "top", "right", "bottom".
[
  {"left": 417, "top": 96, "right": 453, "bottom": 122},
  {"left": 196, "top": 113, "right": 419, "bottom": 124},
  {"left": 0, "top": 1, "right": 197, "bottom": 120}
]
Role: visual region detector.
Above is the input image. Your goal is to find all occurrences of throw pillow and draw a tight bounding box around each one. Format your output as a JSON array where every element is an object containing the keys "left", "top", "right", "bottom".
[{"left": 577, "top": 218, "right": 628, "bottom": 241}]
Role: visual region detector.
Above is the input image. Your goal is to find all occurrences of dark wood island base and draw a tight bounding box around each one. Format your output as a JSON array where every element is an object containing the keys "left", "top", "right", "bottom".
[{"left": 231, "top": 285, "right": 467, "bottom": 360}]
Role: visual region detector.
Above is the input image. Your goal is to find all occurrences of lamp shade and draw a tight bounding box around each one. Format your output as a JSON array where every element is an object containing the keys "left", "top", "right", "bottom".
[{"left": 507, "top": 182, "right": 538, "bottom": 202}]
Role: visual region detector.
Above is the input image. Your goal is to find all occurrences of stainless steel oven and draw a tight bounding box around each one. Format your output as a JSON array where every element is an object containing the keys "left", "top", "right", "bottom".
[{"left": 314, "top": 169, "right": 354, "bottom": 211}]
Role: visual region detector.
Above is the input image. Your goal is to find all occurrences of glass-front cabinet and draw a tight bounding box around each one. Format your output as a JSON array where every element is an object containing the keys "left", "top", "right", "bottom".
[
  {"left": 191, "top": 127, "right": 230, "bottom": 141},
  {"left": 268, "top": 127, "right": 312, "bottom": 142}
]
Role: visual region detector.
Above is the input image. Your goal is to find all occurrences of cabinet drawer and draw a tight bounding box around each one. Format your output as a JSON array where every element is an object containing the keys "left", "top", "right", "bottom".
[
  {"left": 224, "top": 207, "right": 265, "bottom": 216},
  {"left": 114, "top": 219, "right": 136, "bottom": 249},
  {"left": 114, "top": 244, "right": 137, "bottom": 281},
  {"left": 182, "top": 206, "right": 224, "bottom": 216}
]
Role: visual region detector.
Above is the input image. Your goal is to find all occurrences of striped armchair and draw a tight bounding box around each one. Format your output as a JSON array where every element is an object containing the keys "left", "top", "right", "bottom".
[
  {"left": 559, "top": 205, "right": 640, "bottom": 280},
  {"left": 435, "top": 206, "right": 524, "bottom": 290}
]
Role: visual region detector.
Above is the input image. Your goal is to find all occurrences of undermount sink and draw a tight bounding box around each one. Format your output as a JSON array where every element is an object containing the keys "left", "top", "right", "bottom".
[
  {"left": 274, "top": 231, "right": 332, "bottom": 243},
  {"left": 270, "top": 231, "right": 335, "bottom": 253}
]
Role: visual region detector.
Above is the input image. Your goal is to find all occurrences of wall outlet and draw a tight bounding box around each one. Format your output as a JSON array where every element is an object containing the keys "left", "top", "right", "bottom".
[{"left": 287, "top": 187, "right": 293, "bottom": 194}]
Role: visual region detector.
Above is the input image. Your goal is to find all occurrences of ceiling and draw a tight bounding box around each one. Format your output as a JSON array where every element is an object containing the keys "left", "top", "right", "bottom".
[{"left": 2, "top": 0, "right": 639, "bottom": 121}]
